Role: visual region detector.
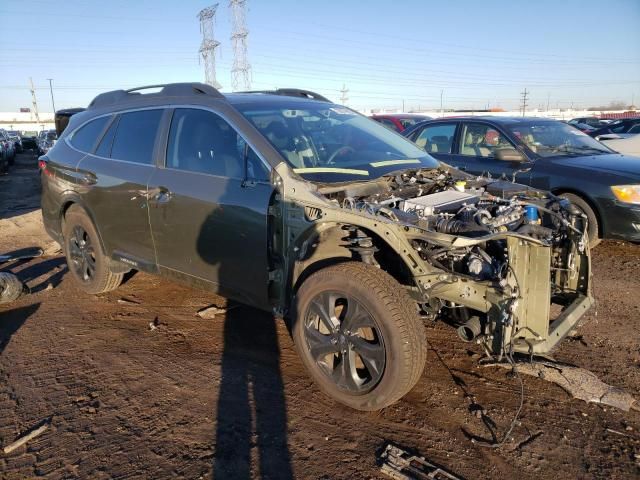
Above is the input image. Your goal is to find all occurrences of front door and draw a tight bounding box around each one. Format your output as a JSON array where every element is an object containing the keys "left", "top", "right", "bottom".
[
  {"left": 147, "top": 107, "right": 273, "bottom": 308},
  {"left": 449, "top": 122, "right": 532, "bottom": 183}
]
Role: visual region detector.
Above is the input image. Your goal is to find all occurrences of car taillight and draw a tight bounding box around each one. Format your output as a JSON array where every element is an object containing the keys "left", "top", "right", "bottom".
[{"left": 38, "top": 158, "right": 52, "bottom": 176}]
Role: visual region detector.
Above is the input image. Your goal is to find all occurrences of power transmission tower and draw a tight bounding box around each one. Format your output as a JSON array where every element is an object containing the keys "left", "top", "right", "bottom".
[
  {"left": 229, "top": 0, "right": 251, "bottom": 91},
  {"left": 29, "top": 77, "right": 40, "bottom": 124},
  {"left": 340, "top": 84, "right": 349, "bottom": 105},
  {"left": 520, "top": 88, "right": 529, "bottom": 117},
  {"left": 198, "top": 4, "right": 222, "bottom": 89}
]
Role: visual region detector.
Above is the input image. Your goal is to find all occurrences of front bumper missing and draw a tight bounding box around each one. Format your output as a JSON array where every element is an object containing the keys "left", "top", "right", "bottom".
[{"left": 510, "top": 293, "right": 593, "bottom": 354}]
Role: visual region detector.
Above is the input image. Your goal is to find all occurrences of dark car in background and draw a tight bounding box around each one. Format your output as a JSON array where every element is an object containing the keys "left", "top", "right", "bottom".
[
  {"left": 568, "top": 117, "right": 607, "bottom": 128},
  {"left": 588, "top": 117, "right": 640, "bottom": 139},
  {"left": 404, "top": 116, "right": 640, "bottom": 245},
  {"left": 371, "top": 113, "right": 432, "bottom": 133},
  {"left": 7, "top": 130, "right": 23, "bottom": 153},
  {"left": 0, "top": 129, "right": 16, "bottom": 167}
]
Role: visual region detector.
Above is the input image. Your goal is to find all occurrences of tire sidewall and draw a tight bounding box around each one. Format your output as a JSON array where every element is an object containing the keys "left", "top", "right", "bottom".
[
  {"left": 560, "top": 193, "right": 600, "bottom": 247},
  {"left": 292, "top": 267, "right": 415, "bottom": 411}
]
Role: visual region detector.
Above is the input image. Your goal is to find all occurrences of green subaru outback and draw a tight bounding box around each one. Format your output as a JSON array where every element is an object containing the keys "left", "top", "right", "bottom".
[{"left": 40, "top": 83, "right": 592, "bottom": 410}]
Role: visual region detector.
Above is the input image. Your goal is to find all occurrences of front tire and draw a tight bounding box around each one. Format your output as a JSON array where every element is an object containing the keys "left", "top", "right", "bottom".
[
  {"left": 63, "top": 205, "right": 123, "bottom": 294},
  {"left": 292, "top": 262, "right": 427, "bottom": 411},
  {"left": 559, "top": 193, "right": 601, "bottom": 248}
]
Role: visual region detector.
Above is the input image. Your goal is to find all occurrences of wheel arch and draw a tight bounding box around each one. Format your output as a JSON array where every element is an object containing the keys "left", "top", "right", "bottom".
[
  {"left": 288, "top": 222, "right": 417, "bottom": 300},
  {"left": 59, "top": 193, "right": 108, "bottom": 255},
  {"left": 551, "top": 187, "right": 604, "bottom": 237}
]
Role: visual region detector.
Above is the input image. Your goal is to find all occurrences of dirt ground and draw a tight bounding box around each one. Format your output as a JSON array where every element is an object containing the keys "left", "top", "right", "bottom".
[{"left": 1, "top": 152, "right": 639, "bottom": 479}]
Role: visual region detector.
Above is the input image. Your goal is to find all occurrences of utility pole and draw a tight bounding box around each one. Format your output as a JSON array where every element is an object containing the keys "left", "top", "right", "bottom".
[
  {"left": 520, "top": 88, "right": 529, "bottom": 117},
  {"left": 197, "top": 4, "right": 222, "bottom": 89},
  {"left": 402, "top": 99, "right": 405, "bottom": 113},
  {"left": 440, "top": 89, "right": 444, "bottom": 116},
  {"left": 546, "top": 92, "right": 550, "bottom": 112},
  {"left": 340, "top": 84, "right": 349, "bottom": 105},
  {"left": 47, "top": 78, "right": 56, "bottom": 114},
  {"left": 229, "top": 0, "right": 251, "bottom": 91},
  {"left": 29, "top": 77, "right": 40, "bottom": 125}
]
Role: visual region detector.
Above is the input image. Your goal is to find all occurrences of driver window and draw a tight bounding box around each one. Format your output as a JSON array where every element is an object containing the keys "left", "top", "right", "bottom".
[
  {"left": 167, "top": 108, "right": 264, "bottom": 179},
  {"left": 460, "top": 124, "right": 513, "bottom": 158}
]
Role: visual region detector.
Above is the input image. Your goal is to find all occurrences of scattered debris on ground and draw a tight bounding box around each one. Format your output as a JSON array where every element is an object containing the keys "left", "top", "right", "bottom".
[
  {"left": 3, "top": 420, "right": 50, "bottom": 455},
  {"left": 148, "top": 316, "right": 161, "bottom": 331},
  {"left": 379, "top": 443, "right": 462, "bottom": 480},
  {"left": 118, "top": 297, "right": 141, "bottom": 305},
  {"left": 196, "top": 305, "right": 228, "bottom": 319},
  {"left": 490, "top": 360, "right": 638, "bottom": 412}
]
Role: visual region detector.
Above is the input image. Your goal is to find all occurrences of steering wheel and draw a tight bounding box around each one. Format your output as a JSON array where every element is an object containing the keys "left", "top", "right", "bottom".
[{"left": 326, "top": 146, "right": 355, "bottom": 165}]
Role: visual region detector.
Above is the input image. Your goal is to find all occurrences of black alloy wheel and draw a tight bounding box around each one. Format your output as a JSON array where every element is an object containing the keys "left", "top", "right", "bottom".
[
  {"left": 68, "top": 225, "right": 96, "bottom": 283},
  {"left": 303, "top": 291, "right": 386, "bottom": 394}
]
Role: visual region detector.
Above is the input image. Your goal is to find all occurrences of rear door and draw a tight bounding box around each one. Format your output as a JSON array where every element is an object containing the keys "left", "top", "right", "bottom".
[
  {"left": 147, "top": 107, "right": 273, "bottom": 309},
  {"left": 76, "top": 109, "right": 164, "bottom": 267}
]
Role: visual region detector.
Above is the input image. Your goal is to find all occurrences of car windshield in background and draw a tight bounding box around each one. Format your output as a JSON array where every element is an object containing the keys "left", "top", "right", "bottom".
[
  {"left": 509, "top": 121, "right": 612, "bottom": 158},
  {"left": 237, "top": 102, "right": 439, "bottom": 183}
]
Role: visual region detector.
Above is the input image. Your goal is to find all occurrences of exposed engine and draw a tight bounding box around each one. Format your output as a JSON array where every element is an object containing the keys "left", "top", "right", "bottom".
[{"left": 320, "top": 167, "right": 588, "bottom": 341}]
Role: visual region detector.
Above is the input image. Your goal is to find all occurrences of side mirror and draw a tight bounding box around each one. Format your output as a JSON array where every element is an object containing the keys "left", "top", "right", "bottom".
[{"left": 495, "top": 147, "right": 526, "bottom": 162}]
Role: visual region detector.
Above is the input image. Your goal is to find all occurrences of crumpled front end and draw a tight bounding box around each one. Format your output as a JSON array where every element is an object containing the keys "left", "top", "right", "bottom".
[{"left": 316, "top": 167, "right": 593, "bottom": 358}]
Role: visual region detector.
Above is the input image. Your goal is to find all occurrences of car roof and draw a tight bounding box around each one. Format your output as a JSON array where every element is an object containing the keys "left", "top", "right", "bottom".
[
  {"left": 223, "top": 92, "right": 332, "bottom": 107},
  {"left": 425, "top": 116, "right": 559, "bottom": 125}
]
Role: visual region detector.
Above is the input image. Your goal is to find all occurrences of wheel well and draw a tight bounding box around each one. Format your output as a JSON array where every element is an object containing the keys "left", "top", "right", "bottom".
[
  {"left": 290, "top": 225, "right": 416, "bottom": 297},
  {"left": 552, "top": 188, "right": 603, "bottom": 237}
]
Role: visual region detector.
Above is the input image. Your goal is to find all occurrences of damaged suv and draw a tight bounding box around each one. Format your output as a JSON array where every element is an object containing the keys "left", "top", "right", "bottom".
[{"left": 41, "top": 83, "right": 592, "bottom": 410}]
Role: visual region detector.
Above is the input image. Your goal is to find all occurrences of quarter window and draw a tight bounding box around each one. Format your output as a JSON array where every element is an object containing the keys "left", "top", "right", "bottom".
[
  {"left": 110, "top": 110, "right": 163, "bottom": 164},
  {"left": 166, "top": 108, "right": 268, "bottom": 179},
  {"left": 95, "top": 116, "right": 119, "bottom": 157},
  {"left": 415, "top": 124, "right": 456, "bottom": 154},
  {"left": 70, "top": 116, "right": 110, "bottom": 152},
  {"left": 460, "top": 124, "right": 512, "bottom": 158}
]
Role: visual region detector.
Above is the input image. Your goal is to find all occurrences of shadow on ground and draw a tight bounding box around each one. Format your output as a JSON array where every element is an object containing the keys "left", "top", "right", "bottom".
[
  {"left": 0, "top": 303, "right": 40, "bottom": 354},
  {"left": 213, "top": 305, "right": 294, "bottom": 480}
]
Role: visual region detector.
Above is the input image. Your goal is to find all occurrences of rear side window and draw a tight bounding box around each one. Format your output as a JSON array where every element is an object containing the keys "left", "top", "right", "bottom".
[
  {"left": 415, "top": 124, "right": 456, "bottom": 154},
  {"left": 70, "top": 116, "right": 110, "bottom": 152},
  {"left": 110, "top": 110, "right": 163, "bottom": 164}
]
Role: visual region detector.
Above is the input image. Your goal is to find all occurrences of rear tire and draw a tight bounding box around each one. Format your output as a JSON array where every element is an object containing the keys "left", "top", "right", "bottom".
[
  {"left": 559, "top": 193, "right": 601, "bottom": 248},
  {"left": 63, "top": 205, "right": 123, "bottom": 294},
  {"left": 292, "top": 262, "right": 427, "bottom": 411}
]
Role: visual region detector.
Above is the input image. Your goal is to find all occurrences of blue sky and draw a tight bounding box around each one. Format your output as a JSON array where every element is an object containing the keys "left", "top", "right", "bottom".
[{"left": 1, "top": 0, "right": 639, "bottom": 112}]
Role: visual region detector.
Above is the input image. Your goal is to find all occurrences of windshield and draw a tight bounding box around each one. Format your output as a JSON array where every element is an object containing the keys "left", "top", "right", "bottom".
[
  {"left": 509, "top": 121, "right": 612, "bottom": 158},
  {"left": 236, "top": 102, "right": 439, "bottom": 183}
]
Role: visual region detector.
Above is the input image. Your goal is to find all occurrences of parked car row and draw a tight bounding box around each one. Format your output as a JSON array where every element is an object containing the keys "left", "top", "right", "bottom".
[{"left": 0, "top": 129, "right": 17, "bottom": 173}]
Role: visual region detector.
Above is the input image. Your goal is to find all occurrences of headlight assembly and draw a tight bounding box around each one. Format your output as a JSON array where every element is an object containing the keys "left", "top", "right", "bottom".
[{"left": 611, "top": 185, "right": 640, "bottom": 205}]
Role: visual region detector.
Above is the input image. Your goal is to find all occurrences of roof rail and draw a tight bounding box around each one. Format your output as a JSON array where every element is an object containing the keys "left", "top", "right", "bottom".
[
  {"left": 238, "top": 88, "right": 331, "bottom": 102},
  {"left": 88, "top": 82, "right": 224, "bottom": 109}
]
